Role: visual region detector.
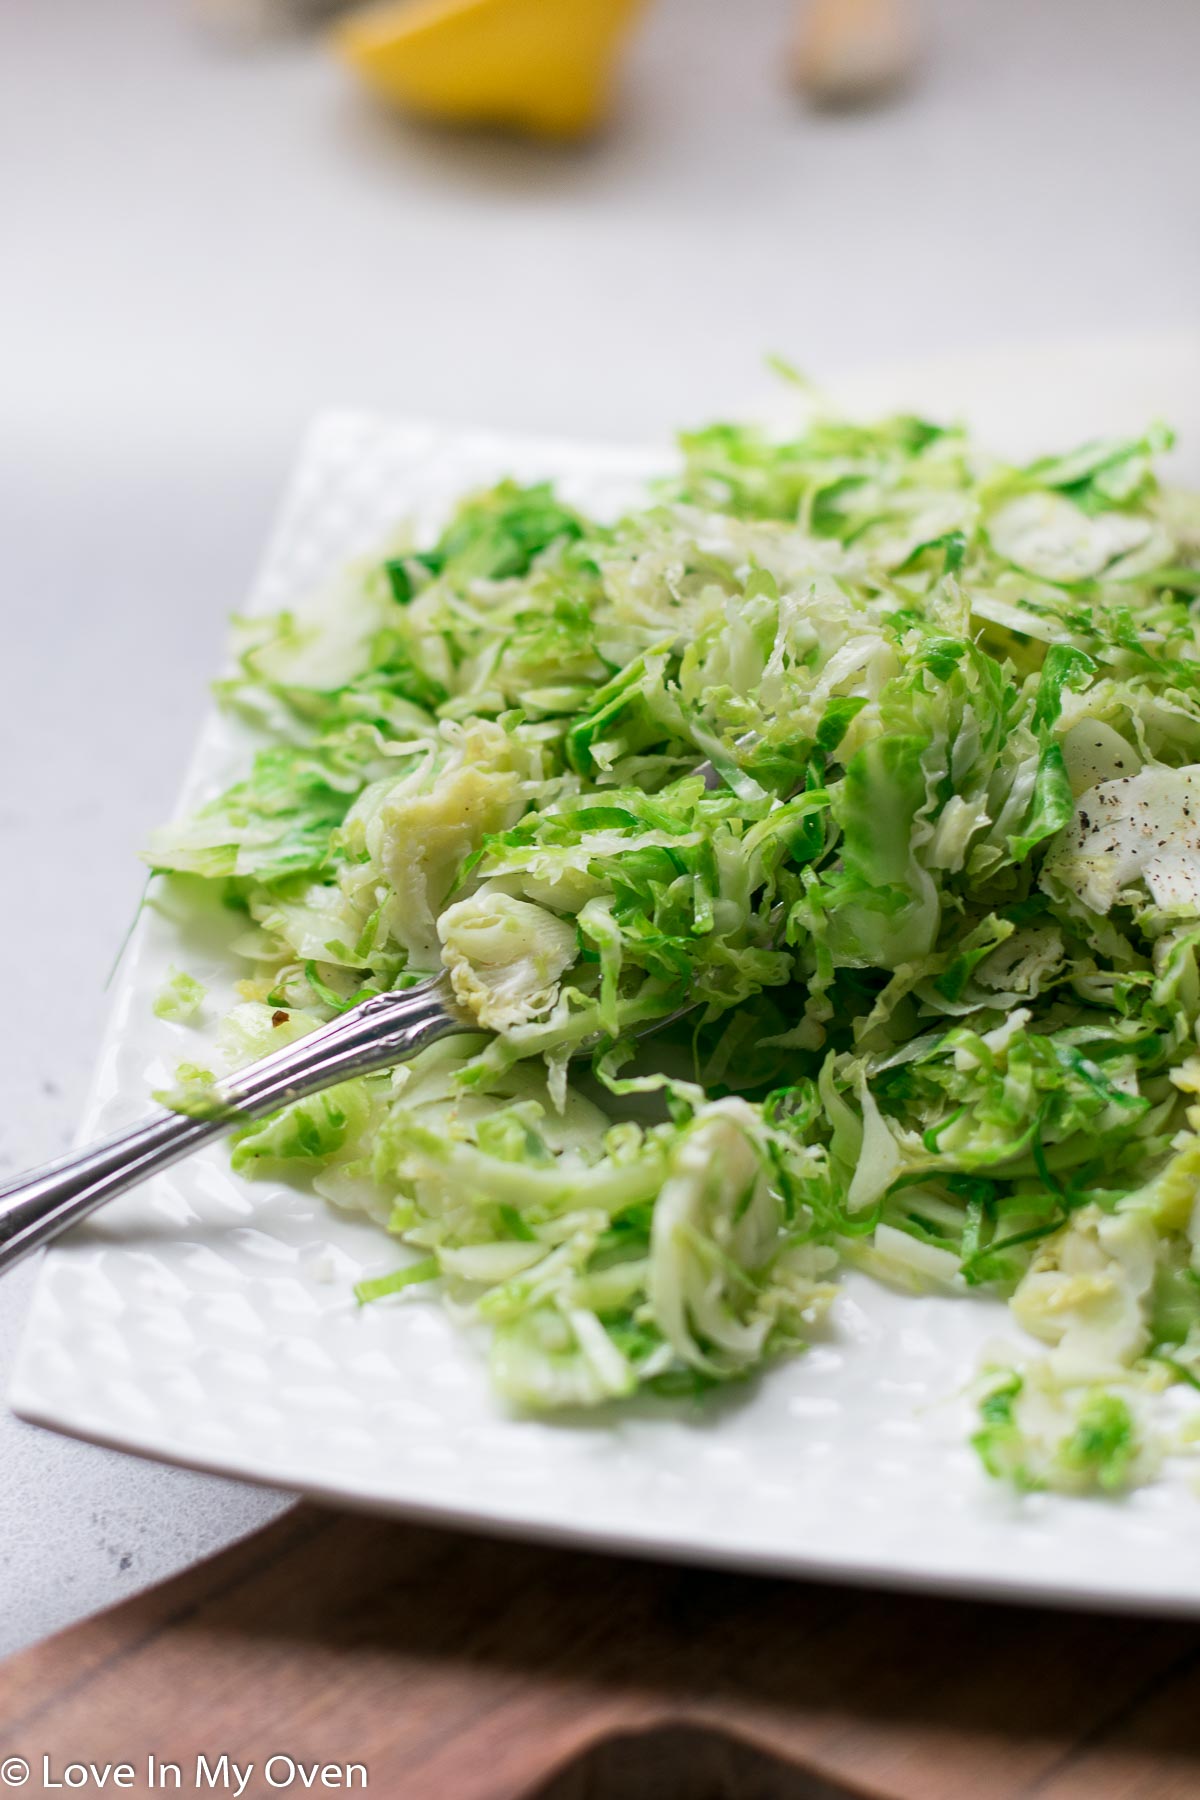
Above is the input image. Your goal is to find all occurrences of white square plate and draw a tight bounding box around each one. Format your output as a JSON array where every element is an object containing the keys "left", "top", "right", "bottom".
[{"left": 15, "top": 341, "right": 1200, "bottom": 1613}]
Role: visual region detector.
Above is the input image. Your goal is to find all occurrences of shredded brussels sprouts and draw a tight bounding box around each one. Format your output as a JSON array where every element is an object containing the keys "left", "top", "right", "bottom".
[
  {"left": 148, "top": 406, "right": 1200, "bottom": 1490},
  {"left": 153, "top": 966, "right": 206, "bottom": 1024}
]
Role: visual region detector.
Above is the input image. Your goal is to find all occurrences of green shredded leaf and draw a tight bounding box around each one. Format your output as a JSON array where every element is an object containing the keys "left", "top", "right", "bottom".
[
  {"left": 153, "top": 966, "right": 206, "bottom": 1024},
  {"left": 1057, "top": 1391, "right": 1138, "bottom": 1493},
  {"left": 355, "top": 1257, "right": 440, "bottom": 1304}
]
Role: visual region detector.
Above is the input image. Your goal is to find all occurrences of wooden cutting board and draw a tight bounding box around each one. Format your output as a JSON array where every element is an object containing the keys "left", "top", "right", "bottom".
[{"left": 3, "top": 1501, "right": 1200, "bottom": 1798}]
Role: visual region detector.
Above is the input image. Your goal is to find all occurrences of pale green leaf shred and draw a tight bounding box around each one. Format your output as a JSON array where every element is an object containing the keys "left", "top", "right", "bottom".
[{"left": 153, "top": 966, "right": 206, "bottom": 1024}]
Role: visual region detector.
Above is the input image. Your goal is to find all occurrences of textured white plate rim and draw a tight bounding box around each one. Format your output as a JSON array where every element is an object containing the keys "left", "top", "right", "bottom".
[
  {"left": 12, "top": 350, "right": 1200, "bottom": 1617},
  {"left": 14, "top": 1386, "right": 1200, "bottom": 1620}
]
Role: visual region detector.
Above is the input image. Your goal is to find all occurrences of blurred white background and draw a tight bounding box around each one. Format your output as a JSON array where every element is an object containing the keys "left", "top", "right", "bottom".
[{"left": 1, "top": 0, "right": 1198, "bottom": 1651}]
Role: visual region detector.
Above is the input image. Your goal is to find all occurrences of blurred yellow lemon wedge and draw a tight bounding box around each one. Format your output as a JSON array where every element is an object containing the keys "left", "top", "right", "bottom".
[{"left": 335, "top": 0, "right": 647, "bottom": 139}]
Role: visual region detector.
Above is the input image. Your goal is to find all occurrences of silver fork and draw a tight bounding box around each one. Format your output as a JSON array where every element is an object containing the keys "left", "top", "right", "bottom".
[
  {"left": 0, "top": 976, "right": 468, "bottom": 1275},
  {"left": 0, "top": 750, "right": 744, "bottom": 1274}
]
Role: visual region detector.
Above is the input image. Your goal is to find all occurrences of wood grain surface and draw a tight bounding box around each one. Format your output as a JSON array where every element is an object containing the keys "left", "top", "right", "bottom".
[{"left": 3, "top": 1502, "right": 1200, "bottom": 1798}]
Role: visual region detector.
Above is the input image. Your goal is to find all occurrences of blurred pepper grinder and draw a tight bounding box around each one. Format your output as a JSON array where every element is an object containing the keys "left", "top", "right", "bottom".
[{"left": 791, "top": 0, "right": 917, "bottom": 105}]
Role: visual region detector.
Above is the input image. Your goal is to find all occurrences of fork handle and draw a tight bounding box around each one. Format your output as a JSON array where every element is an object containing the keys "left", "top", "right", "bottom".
[{"left": 0, "top": 982, "right": 466, "bottom": 1275}]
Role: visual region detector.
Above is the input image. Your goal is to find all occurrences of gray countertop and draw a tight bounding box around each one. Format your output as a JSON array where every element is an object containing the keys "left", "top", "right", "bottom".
[{"left": 3, "top": 0, "right": 1198, "bottom": 1656}]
